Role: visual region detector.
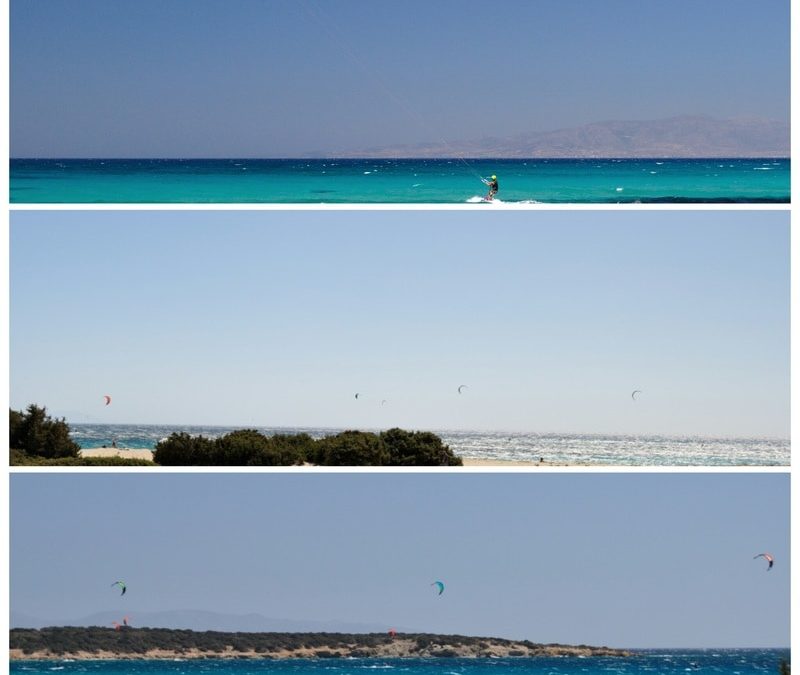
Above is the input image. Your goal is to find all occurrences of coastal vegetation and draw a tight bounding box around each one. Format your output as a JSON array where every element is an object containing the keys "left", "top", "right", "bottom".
[
  {"left": 9, "top": 628, "right": 628, "bottom": 660},
  {"left": 10, "top": 452, "right": 155, "bottom": 467},
  {"left": 10, "top": 404, "right": 79, "bottom": 459},
  {"left": 9, "top": 404, "right": 462, "bottom": 466},
  {"left": 154, "top": 428, "right": 463, "bottom": 466},
  {"left": 9, "top": 405, "right": 155, "bottom": 466},
  {"left": 8, "top": 404, "right": 95, "bottom": 464}
]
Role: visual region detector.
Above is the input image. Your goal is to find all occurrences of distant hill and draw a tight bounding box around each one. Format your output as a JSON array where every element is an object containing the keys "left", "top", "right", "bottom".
[
  {"left": 11, "top": 609, "right": 390, "bottom": 634},
  {"left": 326, "top": 116, "right": 788, "bottom": 158},
  {"left": 10, "top": 628, "right": 632, "bottom": 660}
]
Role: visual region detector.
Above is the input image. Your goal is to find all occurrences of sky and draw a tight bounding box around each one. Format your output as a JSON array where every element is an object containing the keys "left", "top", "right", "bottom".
[
  {"left": 10, "top": 0, "right": 790, "bottom": 157},
  {"left": 9, "top": 472, "right": 790, "bottom": 648},
  {"left": 9, "top": 209, "right": 789, "bottom": 438}
]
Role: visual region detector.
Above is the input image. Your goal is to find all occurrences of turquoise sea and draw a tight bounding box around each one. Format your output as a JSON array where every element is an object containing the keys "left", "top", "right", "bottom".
[
  {"left": 9, "top": 651, "right": 791, "bottom": 675},
  {"left": 9, "top": 158, "right": 789, "bottom": 203},
  {"left": 69, "top": 424, "right": 789, "bottom": 466}
]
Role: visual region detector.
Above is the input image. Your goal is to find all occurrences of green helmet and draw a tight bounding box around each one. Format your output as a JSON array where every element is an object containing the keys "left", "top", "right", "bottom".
[{"left": 491, "top": 175, "right": 497, "bottom": 180}]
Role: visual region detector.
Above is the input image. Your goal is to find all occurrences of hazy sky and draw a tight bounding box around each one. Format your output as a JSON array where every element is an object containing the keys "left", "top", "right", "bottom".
[
  {"left": 10, "top": 473, "right": 790, "bottom": 647},
  {"left": 10, "top": 0, "right": 790, "bottom": 156},
  {"left": 9, "top": 209, "right": 789, "bottom": 437}
]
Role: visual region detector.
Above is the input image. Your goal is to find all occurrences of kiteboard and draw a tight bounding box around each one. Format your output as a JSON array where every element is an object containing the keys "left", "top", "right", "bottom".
[{"left": 466, "top": 196, "right": 502, "bottom": 204}]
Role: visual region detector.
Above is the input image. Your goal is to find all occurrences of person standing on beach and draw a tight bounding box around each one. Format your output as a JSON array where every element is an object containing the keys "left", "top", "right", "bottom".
[{"left": 483, "top": 175, "right": 499, "bottom": 201}]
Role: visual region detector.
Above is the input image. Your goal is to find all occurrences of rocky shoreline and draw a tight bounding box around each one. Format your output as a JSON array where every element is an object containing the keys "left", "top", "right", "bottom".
[{"left": 10, "top": 629, "right": 632, "bottom": 661}]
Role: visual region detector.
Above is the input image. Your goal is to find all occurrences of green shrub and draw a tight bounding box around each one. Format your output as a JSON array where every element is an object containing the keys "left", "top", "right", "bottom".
[
  {"left": 215, "top": 429, "right": 272, "bottom": 465},
  {"left": 151, "top": 427, "right": 461, "bottom": 467},
  {"left": 155, "top": 429, "right": 310, "bottom": 466},
  {"left": 154, "top": 432, "right": 215, "bottom": 465},
  {"left": 267, "top": 433, "right": 314, "bottom": 465},
  {"left": 9, "top": 405, "right": 80, "bottom": 459},
  {"left": 381, "top": 428, "right": 462, "bottom": 466},
  {"left": 313, "top": 430, "right": 389, "bottom": 466}
]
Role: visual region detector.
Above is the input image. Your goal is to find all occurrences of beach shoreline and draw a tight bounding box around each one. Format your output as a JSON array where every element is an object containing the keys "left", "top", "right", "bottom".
[
  {"left": 80, "top": 448, "right": 156, "bottom": 461},
  {"left": 79, "top": 447, "right": 564, "bottom": 467},
  {"left": 9, "top": 631, "right": 631, "bottom": 661}
]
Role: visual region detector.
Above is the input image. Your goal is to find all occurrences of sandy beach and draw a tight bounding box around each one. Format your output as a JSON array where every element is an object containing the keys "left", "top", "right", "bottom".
[
  {"left": 80, "top": 447, "right": 556, "bottom": 466},
  {"left": 462, "top": 457, "right": 544, "bottom": 467},
  {"left": 80, "top": 448, "right": 155, "bottom": 461}
]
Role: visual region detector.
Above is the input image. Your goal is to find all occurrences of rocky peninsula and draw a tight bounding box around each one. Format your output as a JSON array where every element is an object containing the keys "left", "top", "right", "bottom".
[{"left": 10, "top": 628, "right": 632, "bottom": 661}]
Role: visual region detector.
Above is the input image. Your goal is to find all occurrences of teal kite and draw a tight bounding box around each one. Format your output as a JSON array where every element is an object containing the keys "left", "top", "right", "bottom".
[{"left": 431, "top": 581, "right": 444, "bottom": 595}]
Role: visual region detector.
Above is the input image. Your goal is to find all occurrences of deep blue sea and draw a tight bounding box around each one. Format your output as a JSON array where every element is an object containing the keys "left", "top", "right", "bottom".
[
  {"left": 9, "top": 158, "right": 789, "bottom": 203},
  {"left": 69, "top": 424, "right": 789, "bottom": 466},
  {"left": 9, "top": 651, "right": 791, "bottom": 675}
]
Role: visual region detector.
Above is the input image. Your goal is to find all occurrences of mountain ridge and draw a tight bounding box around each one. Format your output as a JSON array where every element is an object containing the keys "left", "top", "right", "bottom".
[{"left": 319, "top": 115, "right": 789, "bottom": 158}]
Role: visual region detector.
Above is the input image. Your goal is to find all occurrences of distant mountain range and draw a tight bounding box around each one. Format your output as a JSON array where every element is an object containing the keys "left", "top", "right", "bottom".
[
  {"left": 324, "top": 116, "right": 788, "bottom": 158},
  {"left": 11, "top": 609, "right": 396, "bottom": 633}
]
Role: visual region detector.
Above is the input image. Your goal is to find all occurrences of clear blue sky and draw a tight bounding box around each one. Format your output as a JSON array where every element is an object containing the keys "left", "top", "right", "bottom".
[
  {"left": 10, "top": 473, "right": 789, "bottom": 647},
  {"left": 10, "top": 0, "right": 789, "bottom": 157},
  {"left": 9, "top": 210, "right": 788, "bottom": 437}
]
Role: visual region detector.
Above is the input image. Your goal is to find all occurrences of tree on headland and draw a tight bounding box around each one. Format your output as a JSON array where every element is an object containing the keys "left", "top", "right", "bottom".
[{"left": 9, "top": 404, "right": 80, "bottom": 459}]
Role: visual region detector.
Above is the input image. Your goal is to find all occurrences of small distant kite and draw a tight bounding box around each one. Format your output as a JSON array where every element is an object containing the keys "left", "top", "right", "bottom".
[
  {"left": 112, "top": 616, "right": 130, "bottom": 631},
  {"left": 631, "top": 390, "right": 642, "bottom": 401},
  {"left": 431, "top": 580, "right": 445, "bottom": 596},
  {"left": 103, "top": 395, "right": 112, "bottom": 406},
  {"left": 381, "top": 400, "right": 387, "bottom": 406},
  {"left": 354, "top": 393, "right": 360, "bottom": 400},
  {"left": 753, "top": 553, "right": 774, "bottom": 570},
  {"left": 111, "top": 580, "right": 127, "bottom": 596},
  {"left": 388, "top": 628, "right": 397, "bottom": 637},
  {"left": 457, "top": 385, "right": 468, "bottom": 394}
]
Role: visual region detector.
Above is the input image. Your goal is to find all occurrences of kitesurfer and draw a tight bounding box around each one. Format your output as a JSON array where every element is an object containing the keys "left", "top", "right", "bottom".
[{"left": 483, "top": 175, "right": 499, "bottom": 201}]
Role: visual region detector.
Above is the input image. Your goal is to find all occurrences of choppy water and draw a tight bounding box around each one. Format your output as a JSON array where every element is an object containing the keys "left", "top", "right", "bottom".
[
  {"left": 9, "top": 651, "right": 792, "bottom": 675},
  {"left": 10, "top": 158, "right": 789, "bottom": 203},
  {"left": 69, "top": 425, "right": 789, "bottom": 466}
]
